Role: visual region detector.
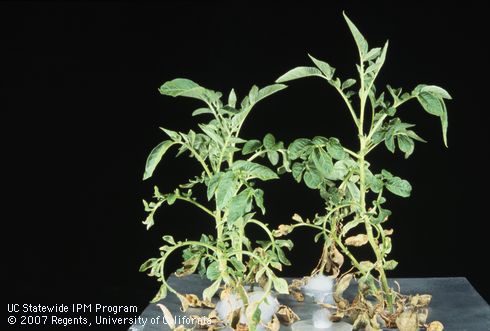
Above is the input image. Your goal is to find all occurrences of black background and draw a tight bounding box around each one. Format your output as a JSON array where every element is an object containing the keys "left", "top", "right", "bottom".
[{"left": 3, "top": 1, "right": 489, "bottom": 330}]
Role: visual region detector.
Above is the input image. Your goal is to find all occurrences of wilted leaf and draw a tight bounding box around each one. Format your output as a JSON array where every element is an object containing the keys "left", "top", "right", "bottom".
[
  {"left": 345, "top": 234, "right": 369, "bottom": 247},
  {"left": 427, "top": 321, "right": 444, "bottom": 331},
  {"left": 273, "top": 277, "right": 289, "bottom": 294},
  {"left": 157, "top": 304, "right": 175, "bottom": 329},
  {"left": 203, "top": 278, "right": 221, "bottom": 303},
  {"left": 276, "top": 305, "right": 300, "bottom": 325},
  {"left": 395, "top": 311, "right": 418, "bottom": 331},
  {"left": 266, "top": 314, "right": 280, "bottom": 331},
  {"left": 335, "top": 273, "right": 353, "bottom": 298},
  {"left": 292, "top": 213, "right": 303, "bottom": 223}
]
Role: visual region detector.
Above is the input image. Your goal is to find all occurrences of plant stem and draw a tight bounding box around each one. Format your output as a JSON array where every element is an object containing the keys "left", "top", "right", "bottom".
[
  {"left": 175, "top": 196, "right": 215, "bottom": 217},
  {"left": 359, "top": 132, "right": 394, "bottom": 311}
]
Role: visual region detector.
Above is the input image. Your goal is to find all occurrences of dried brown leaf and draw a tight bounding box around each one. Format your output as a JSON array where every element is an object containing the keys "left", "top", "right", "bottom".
[
  {"left": 345, "top": 234, "right": 369, "bottom": 247},
  {"left": 235, "top": 323, "right": 249, "bottom": 331},
  {"left": 290, "top": 289, "right": 304, "bottom": 302},
  {"left": 228, "top": 308, "right": 241, "bottom": 329},
  {"left": 292, "top": 213, "right": 303, "bottom": 222},
  {"left": 427, "top": 320, "right": 444, "bottom": 331},
  {"left": 384, "top": 228, "right": 394, "bottom": 236},
  {"left": 396, "top": 311, "right": 418, "bottom": 331},
  {"left": 157, "top": 304, "right": 175, "bottom": 329},
  {"left": 335, "top": 273, "right": 353, "bottom": 298},
  {"left": 276, "top": 305, "right": 300, "bottom": 325},
  {"left": 266, "top": 314, "right": 280, "bottom": 331},
  {"left": 274, "top": 224, "right": 292, "bottom": 237}
]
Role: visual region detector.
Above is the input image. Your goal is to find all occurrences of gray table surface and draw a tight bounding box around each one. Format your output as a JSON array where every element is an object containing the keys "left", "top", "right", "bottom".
[{"left": 130, "top": 275, "right": 489, "bottom": 331}]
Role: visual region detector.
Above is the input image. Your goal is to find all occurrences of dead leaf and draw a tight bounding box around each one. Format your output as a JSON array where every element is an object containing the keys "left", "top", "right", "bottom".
[
  {"left": 417, "top": 308, "right": 429, "bottom": 324},
  {"left": 276, "top": 305, "right": 299, "bottom": 325},
  {"left": 182, "top": 294, "right": 215, "bottom": 309},
  {"left": 235, "top": 323, "right": 249, "bottom": 331},
  {"left": 228, "top": 308, "right": 241, "bottom": 329},
  {"left": 384, "top": 228, "right": 394, "bottom": 235},
  {"left": 427, "top": 321, "right": 444, "bottom": 331},
  {"left": 177, "top": 294, "right": 191, "bottom": 312},
  {"left": 266, "top": 315, "right": 280, "bottom": 331},
  {"left": 273, "top": 224, "right": 292, "bottom": 237},
  {"left": 396, "top": 311, "right": 418, "bottom": 331},
  {"left": 157, "top": 304, "right": 175, "bottom": 329},
  {"left": 292, "top": 213, "right": 303, "bottom": 222},
  {"left": 326, "top": 245, "right": 344, "bottom": 276},
  {"left": 335, "top": 273, "right": 353, "bottom": 298},
  {"left": 345, "top": 234, "right": 369, "bottom": 247},
  {"left": 290, "top": 289, "right": 304, "bottom": 302},
  {"left": 352, "top": 312, "right": 370, "bottom": 329},
  {"left": 173, "top": 326, "right": 186, "bottom": 331}
]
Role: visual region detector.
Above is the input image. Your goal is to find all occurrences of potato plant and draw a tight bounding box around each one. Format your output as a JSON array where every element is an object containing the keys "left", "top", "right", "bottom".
[
  {"left": 139, "top": 79, "right": 291, "bottom": 330},
  {"left": 273, "top": 13, "right": 451, "bottom": 329}
]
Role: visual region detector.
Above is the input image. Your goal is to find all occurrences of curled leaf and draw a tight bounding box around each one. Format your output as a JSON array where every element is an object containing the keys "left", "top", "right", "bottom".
[
  {"left": 345, "top": 234, "right": 369, "bottom": 247},
  {"left": 276, "top": 305, "right": 300, "bottom": 325},
  {"left": 427, "top": 321, "right": 444, "bottom": 331},
  {"left": 335, "top": 273, "right": 353, "bottom": 298},
  {"left": 266, "top": 314, "right": 280, "bottom": 331},
  {"left": 395, "top": 311, "right": 418, "bottom": 331},
  {"left": 157, "top": 304, "right": 175, "bottom": 329}
]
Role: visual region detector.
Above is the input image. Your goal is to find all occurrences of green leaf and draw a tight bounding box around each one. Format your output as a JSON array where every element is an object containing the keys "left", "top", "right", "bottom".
[
  {"left": 150, "top": 284, "right": 168, "bottom": 303},
  {"left": 139, "top": 258, "right": 158, "bottom": 272},
  {"left": 253, "top": 189, "right": 266, "bottom": 214},
  {"left": 364, "top": 47, "right": 381, "bottom": 61},
  {"left": 206, "top": 261, "right": 220, "bottom": 281},
  {"left": 256, "top": 84, "right": 287, "bottom": 103},
  {"left": 143, "top": 140, "right": 177, "bottom": 180},
  {"left": 386, "top": 176, "right": 412, "bottom": 197},
  {"left": 420, "top": 85, "right": 452, "bottom": 99},
  {"left": 192, "top": 108, "right": 213, "bottom": 116},
  {"left": 273, "top": 277, "right": 289, "bottom": 294},
  {"left": 267, "top": 150, "right": 279, "bottom": 166},
  {"left": 242, "top": 140, "right": 262, "bottom": 155},
  {"left": 159, "top": 78, "right": 206, "bottom": 100},
  {"left": 288, "top": 138, "right": 312, "bottom": 160},
  {"left": 384, "top": 260, "right": 398, "bottom": 271},
  {"left": 440, "top": 101, "right": 449, "bottom": 147},
  {"left": 343, "top": 12, "right": 368, "bottom": 56},
  {"left": 327, "top": 138, "right": 348, "bottom": 160},
  {"left": 276, "top": 66, "right": 323, "bottom": 83},
  {"left": 203, "top": 278, "right": 221, "bottom": 302},
  {"left": 308, "top": 54, "right": 334, "bottom": 80},
  {"left": 228, "top": 189, "right": 252, "bottom": 224},
  {"left": 160, "top": 127, "right": 181, "bottom": 141},
  {"left": 216, "top": 171, "right": 236, "bottom": 209},
  {"left": 162, "top": 235, "right": 176, "bottom": 245},
  {"left": 326, "top": 160, "right": 350, "bottom": 181},
  {"left": 417, "top": 92, "right": 443, "bottom": 116},
  {"left": 263, "top": 133, "right": 276, "bottom": 150},
  {"left": 206, "top": 173, "right": 221, "bottom": 200},
  {"left": 347, "top": 182, "right": 360, "bottom": 201},
  {"left": 303, "top": 168, "right": 322, "bottom": 189},
  {"left": 291, "top": 162, "right": 305, "bottom": 182},
  {"left": 397, "top": 135, "right": 414, "bottom": 158},
  {"left": 342, "top": 78, "right": 357, "bottom": 90},
  {"left": 311, "top": 148, "right": 333, "bottom": 177},
  {"left": 366, "top": 172, "right": 383, "bottom": 193},
  {"left": 276, "top": 246, "right": 291, "bottom": 266},
  {"left": 232, "top": 160, "right": 278, "bottom": 181},
  {"left": 385, "top": 132, "right": 395, "bottom": 153},
  {"left": 228, "top": 88, "right": 237, "bottom": 107}
]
